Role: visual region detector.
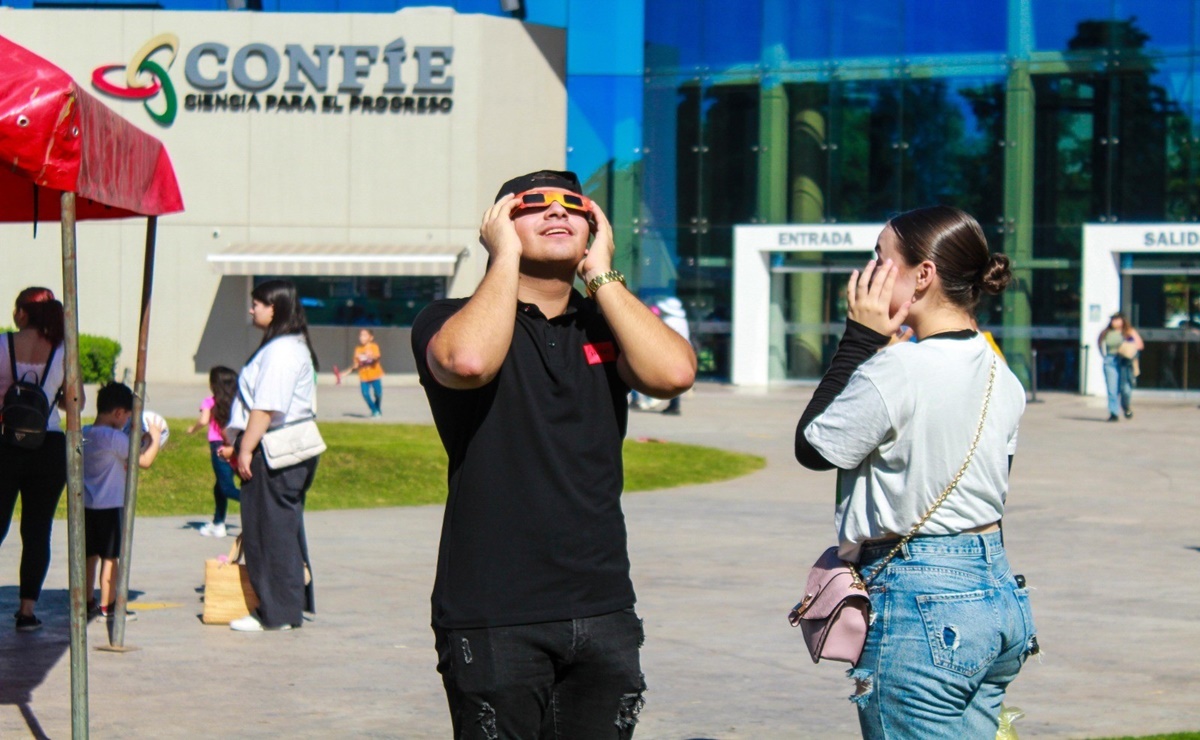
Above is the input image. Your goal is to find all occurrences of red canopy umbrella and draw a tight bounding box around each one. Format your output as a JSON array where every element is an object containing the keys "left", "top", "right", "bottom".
[{"left": 0, "top": 34, "right": 183, "bottom": 735}]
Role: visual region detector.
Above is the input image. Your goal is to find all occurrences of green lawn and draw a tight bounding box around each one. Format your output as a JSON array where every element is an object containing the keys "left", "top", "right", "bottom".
[{"left": 56, "top": 419, "right": 765, "bottom": 517}]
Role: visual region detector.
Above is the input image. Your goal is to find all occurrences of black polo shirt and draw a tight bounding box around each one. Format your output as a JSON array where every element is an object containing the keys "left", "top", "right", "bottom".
[{"left": 411, "top": 290, "right": 633, "bottom": 629}]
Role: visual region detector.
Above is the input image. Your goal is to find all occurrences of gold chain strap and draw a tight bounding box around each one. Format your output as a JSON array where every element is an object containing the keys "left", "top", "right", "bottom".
[{"left": 858, "top": 358, "right": 998, "bottom": 587}]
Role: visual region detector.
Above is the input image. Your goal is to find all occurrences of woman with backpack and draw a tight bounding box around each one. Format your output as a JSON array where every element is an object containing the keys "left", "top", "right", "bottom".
[{"left": 0, "top": 287, "right": 67, "bottom": 632}]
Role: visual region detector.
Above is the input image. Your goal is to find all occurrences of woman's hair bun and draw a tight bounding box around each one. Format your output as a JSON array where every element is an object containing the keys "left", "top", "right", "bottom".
[{"left": 980, "top": 253, "right": 1012, "bottom": 295}]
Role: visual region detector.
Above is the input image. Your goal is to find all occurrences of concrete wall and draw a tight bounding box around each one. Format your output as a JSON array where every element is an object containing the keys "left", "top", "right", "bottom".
[{"left": 0, "top": 8, "right": 565, "bottom": 381}]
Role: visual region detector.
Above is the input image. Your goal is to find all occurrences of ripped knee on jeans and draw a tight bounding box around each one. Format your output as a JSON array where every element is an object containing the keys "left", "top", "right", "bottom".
[
  {"left": 476, "top": 701, "right": 498, "bottom": 740},
  {"left": 847, "top": 667, "right": 873, "bottom": 708},
  {"left": 614, "top": 674, "right": 647, "bottom": 736}
]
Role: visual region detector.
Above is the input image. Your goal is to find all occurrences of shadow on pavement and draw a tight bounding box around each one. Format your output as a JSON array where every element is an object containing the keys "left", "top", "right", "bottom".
[{"left": 0, "top": 587, "right": 70, "bottom": 740}]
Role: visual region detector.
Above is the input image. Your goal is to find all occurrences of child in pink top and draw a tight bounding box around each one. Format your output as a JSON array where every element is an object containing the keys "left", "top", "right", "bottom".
[{"left": 186, "top": 366, "right": 240, "bottom": 537}]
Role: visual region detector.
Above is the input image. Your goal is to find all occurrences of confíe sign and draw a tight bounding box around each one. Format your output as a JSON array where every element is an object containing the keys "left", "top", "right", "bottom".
[{"left": 92, "top": 33, "right": 454, "bottom": 127}]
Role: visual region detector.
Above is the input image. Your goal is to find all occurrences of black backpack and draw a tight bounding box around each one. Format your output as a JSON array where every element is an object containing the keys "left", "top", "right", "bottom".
[{"left": 1, "top": 333, "right": 59, "bottom": 450}]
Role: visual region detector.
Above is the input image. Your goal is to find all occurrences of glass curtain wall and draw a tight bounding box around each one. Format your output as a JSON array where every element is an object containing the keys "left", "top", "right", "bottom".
[{"left": 640, "top": 0, "right": 1200, "bottom": 388}]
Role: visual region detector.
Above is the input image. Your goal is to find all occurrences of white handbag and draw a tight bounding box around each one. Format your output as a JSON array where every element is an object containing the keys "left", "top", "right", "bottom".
[{"left": 260, "top": 418, "right": 326, "bottom": 469}]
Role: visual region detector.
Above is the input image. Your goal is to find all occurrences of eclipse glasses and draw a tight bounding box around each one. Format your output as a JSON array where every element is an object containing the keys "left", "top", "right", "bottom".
[{"left": 513, "top": 190, "right": 593, "bottom": 214}]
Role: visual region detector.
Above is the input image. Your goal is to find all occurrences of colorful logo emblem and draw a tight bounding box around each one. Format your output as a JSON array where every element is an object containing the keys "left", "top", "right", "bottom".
[{"left": 92, "top": 34, "right": 180, "bottom": 127}]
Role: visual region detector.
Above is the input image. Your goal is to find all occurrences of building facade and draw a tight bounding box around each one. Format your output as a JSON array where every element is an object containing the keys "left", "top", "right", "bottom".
[{"left": 4, "top": 0, "right": 1200, "bottom": 394}]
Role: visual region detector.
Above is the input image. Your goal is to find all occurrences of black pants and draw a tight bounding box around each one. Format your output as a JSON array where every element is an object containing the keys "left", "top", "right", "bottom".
[
  {"left": 434, "top": 609, "right": 647, "bottom": 739},
  {"left": 0, "top": 433, "right": 68, "bottom": 601},
  {"left": 239, "top": 449, "right": 317, "bottom": 628}
]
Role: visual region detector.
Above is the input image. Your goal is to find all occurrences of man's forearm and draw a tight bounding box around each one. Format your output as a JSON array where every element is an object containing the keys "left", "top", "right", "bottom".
[
  {"left": 593, "top": 282, "right": 696, "bottom": 397},
  {"left": 426, "top": 256, "right": 520, "bottom": 389}
]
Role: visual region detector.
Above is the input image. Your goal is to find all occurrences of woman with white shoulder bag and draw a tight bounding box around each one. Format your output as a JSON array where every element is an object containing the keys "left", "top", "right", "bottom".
[{"left": 222, "top": 279, "right": 324, "bottom": 632}]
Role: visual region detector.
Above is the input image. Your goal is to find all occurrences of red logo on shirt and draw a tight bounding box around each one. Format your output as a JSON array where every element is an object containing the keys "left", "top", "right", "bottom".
[{"left": 583, "top": 341, "right": 617, "bottom": 365}]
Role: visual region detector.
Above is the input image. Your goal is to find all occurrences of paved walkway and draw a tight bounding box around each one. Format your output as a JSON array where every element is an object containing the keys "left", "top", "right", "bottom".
[{"left": 2, "top": 379, "right": 1199, "bottom": 738}]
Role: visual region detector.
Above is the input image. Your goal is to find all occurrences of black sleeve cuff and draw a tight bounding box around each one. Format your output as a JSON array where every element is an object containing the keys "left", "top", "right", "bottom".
[{"left": 794, "top": 320, "right": 891, "bottom": 470}]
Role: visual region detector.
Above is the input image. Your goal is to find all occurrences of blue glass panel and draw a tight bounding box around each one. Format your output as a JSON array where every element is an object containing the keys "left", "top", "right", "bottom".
[
  {"left": 567, "top": 74, "right": 644, "bottom": 181},
  {"left": 453, "top": 0, "right": 505, "bottom": 15},
  {"left": 523, "top": 0, "right": 568, "bottom": 27},
  {"left": 645, "top": 0, "right": 703, "bottom": 71},
  {"left": 827, "top": 77, "right": 903, "bottom": 221},
  {"left": 1032, "top": 0, "right": 1113, "bottom": 51},
  {"left": 568, "top": 0, "right": 643, "bottom": 75},
  {"left": 831, "top": 0, "right": 903, "bottom": 59},
  {"left": 1113, "top": 0, "right": 1193, "bottom": 53},
  {"left": 700, "top": 0, "right": 762, "bottom": 68},
  {"left": 762, "top": 0, "right": 833, "bottom": 61},
  {"left": 904, "top": 0, "right": 1005, "bottom": 54},
  {"left": 899, "top": 75, "right": 1006, "bottom": 222}
]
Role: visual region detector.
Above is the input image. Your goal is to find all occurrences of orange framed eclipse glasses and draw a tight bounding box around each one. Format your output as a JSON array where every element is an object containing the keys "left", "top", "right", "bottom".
[{"left": 513, "top": 190, "right": 593, "bottom": 214}]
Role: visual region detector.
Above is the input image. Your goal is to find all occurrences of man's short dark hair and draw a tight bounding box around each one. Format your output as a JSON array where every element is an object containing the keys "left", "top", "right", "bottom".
[
  {"left": 495, "top": 170, "right": 583, "bottom": 202},
  {"left": 96, "top": 382, "right": 134, "bottom": 414}
]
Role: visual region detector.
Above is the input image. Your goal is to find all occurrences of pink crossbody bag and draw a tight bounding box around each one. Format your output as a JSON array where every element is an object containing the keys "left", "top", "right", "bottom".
[{"left": 789, "top": 359, "right": 997, "bottom": 666}]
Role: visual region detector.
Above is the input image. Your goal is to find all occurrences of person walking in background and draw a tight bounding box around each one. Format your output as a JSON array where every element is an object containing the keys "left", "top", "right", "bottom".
[
  {"left": 795, "top": 206, "right": 1038, "bottom": 738},
  {"left": 1097, "top": 312, "right": 1143, "bottom": 422},
  {"left": 349, "top": 328, "right": 384, "bottom": 417},
  {"left": 655, "top": 297, "right": 690, "bottom": 415},
  {"left": 83, "top": 382, "right": 164, "bottom": 621},
  {"left": 224, "top": 279, "right": 321, "bottom": 632},
  {"left": 187, "top": 366, "right": 240, "bottom": 538},
  {"left": 0, "top": 287, "right": 66, "bottom": 632},
  {"left": 413, "top": 169, "right": 695, "bottom": 737}
]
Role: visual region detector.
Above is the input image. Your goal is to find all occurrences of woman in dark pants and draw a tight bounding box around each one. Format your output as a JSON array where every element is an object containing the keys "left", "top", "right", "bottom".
[
  {"left": 0, "top": 287, "right": 67, "bottom": 632},
  {"left": 222, "top": 280, "right": 321, "bottom": 632}
]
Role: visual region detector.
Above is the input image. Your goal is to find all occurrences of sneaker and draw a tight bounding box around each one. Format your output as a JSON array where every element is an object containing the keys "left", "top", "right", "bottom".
[
  {"left": 87, "top": 601, "right": 102, "bottom": 620},
  {"left": 1107, "top": 414, "right": 1119, "bottom": 422},
  {"left": 372, "top": 410, "right": 382, "bottom": 418},
  {"left": 100, "top": 604, "right": 137, "bottom": 622},
  {"left": 230, "top": 615, "right": 292, "bottom": 632},
  {"left": 14, "top": 611, "right": 42, "bottom": 632},
  {"left": 1123, "top": 409, "right": 1133, "bottom": 419},
  {"left": 199, "top": 522, "right": 227, "bottom": 538}
]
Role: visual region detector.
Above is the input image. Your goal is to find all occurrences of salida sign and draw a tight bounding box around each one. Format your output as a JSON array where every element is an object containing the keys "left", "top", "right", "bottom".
[{"left": 92, "top": 33, "right": 454, "bottom": 127}]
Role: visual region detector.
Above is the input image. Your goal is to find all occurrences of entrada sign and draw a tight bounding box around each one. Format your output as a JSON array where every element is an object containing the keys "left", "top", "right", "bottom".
[
  {"left": 777, "top": 231, "right": 855, "bottom": 247},
  {"left": 93, "top": 34, "right": 455, "bottom": 127}
]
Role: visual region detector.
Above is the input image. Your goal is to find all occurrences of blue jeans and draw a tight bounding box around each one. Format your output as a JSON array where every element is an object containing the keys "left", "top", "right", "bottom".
[
  {"left": 360, "top": 379, "right": 382, "bottom": 415},
  {"left": 852, "top": 531, "right": 1038, "bottom": 739},
  {"left": 1102, "top": 354, "right": 1133, "bottom": 416},
  {"left": 434, "top": 609, "right": 646, "bottom": 739},
  {"left": 208, "top": 441, "right": 240, "bottom": 524}
]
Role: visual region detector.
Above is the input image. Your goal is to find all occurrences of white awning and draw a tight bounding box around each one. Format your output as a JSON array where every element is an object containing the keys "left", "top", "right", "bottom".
[{"left": 207, "top": 243, "right": 465, "bottom": 277}]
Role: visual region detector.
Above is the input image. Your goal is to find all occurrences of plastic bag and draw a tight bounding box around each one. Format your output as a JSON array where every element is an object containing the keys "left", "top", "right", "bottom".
[{"left": 996, "top": 704, "right": 1025, "bottom": 740}]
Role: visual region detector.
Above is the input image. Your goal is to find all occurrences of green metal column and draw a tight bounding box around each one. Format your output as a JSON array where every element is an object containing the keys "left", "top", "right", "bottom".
[
  {"left": 759, "top": 80, "right": 790, "bottom": 380},
  {"left": 789, "top": 104, "right": 827, "bottom": 378},
  {"left": 1002, "top": 0, "right": 1036, "bottom": 388},
  {"left": 1002, "top": 62, "right": 1035, "bottom": 388}
]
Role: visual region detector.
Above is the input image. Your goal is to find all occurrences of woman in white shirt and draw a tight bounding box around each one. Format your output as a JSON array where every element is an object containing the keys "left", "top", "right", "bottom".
[
  {"left": 225, "top": 280, "right": 320, "bottom": 632},
  {"left": 0, "top": 287, "right": 67, "bottom": 632},
  {"left": 795, "top": 206, "right": 1038, "bottom": 739}
]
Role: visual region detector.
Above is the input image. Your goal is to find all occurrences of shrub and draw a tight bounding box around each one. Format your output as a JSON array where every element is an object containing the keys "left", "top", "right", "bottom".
[
  {"left": 80, "top": 334, "right": 121, "bottom": 383},
  {"left": 0, "top": 326, "right": 121, "bottom": 383}
]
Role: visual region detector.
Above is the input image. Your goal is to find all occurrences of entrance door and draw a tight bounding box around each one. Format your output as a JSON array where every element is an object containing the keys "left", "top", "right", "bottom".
[
  {"left": 1122, "top": 268, "right": 1200, "bottom": 390},
  {"left": 768, "top": 257, "right": 860, "bottom": 380}
]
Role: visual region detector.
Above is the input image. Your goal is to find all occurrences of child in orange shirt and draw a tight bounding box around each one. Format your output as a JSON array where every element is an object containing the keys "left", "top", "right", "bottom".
[{"left": 350, "top": 328, "right": 384, "bottom": 417}]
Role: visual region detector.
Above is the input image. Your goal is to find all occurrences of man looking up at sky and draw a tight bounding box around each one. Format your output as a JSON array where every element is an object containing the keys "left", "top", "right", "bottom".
[{"left": 412, "top": 169, "right": 696, "bottom": 738}]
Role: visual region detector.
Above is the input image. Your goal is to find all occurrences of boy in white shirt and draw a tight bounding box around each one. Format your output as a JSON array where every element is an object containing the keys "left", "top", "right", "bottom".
[{"left": 83, "top": 383, "right": 163, "bottom": 620}]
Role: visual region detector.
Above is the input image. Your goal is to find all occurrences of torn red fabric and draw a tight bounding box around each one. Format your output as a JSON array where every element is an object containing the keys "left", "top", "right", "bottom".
[{"left": 0, "top": 34, "right": 184, "bottom": 222}]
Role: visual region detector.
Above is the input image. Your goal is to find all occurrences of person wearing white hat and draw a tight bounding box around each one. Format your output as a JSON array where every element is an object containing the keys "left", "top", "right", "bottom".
[{"left": 655, "top": 297, "right": 690, "bottom": 415}]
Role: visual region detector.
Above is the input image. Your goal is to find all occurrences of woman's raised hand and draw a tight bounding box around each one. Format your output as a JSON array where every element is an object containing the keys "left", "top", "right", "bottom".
[{"left": 847, "top": 259, "right": 911, "bottom": 337}]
